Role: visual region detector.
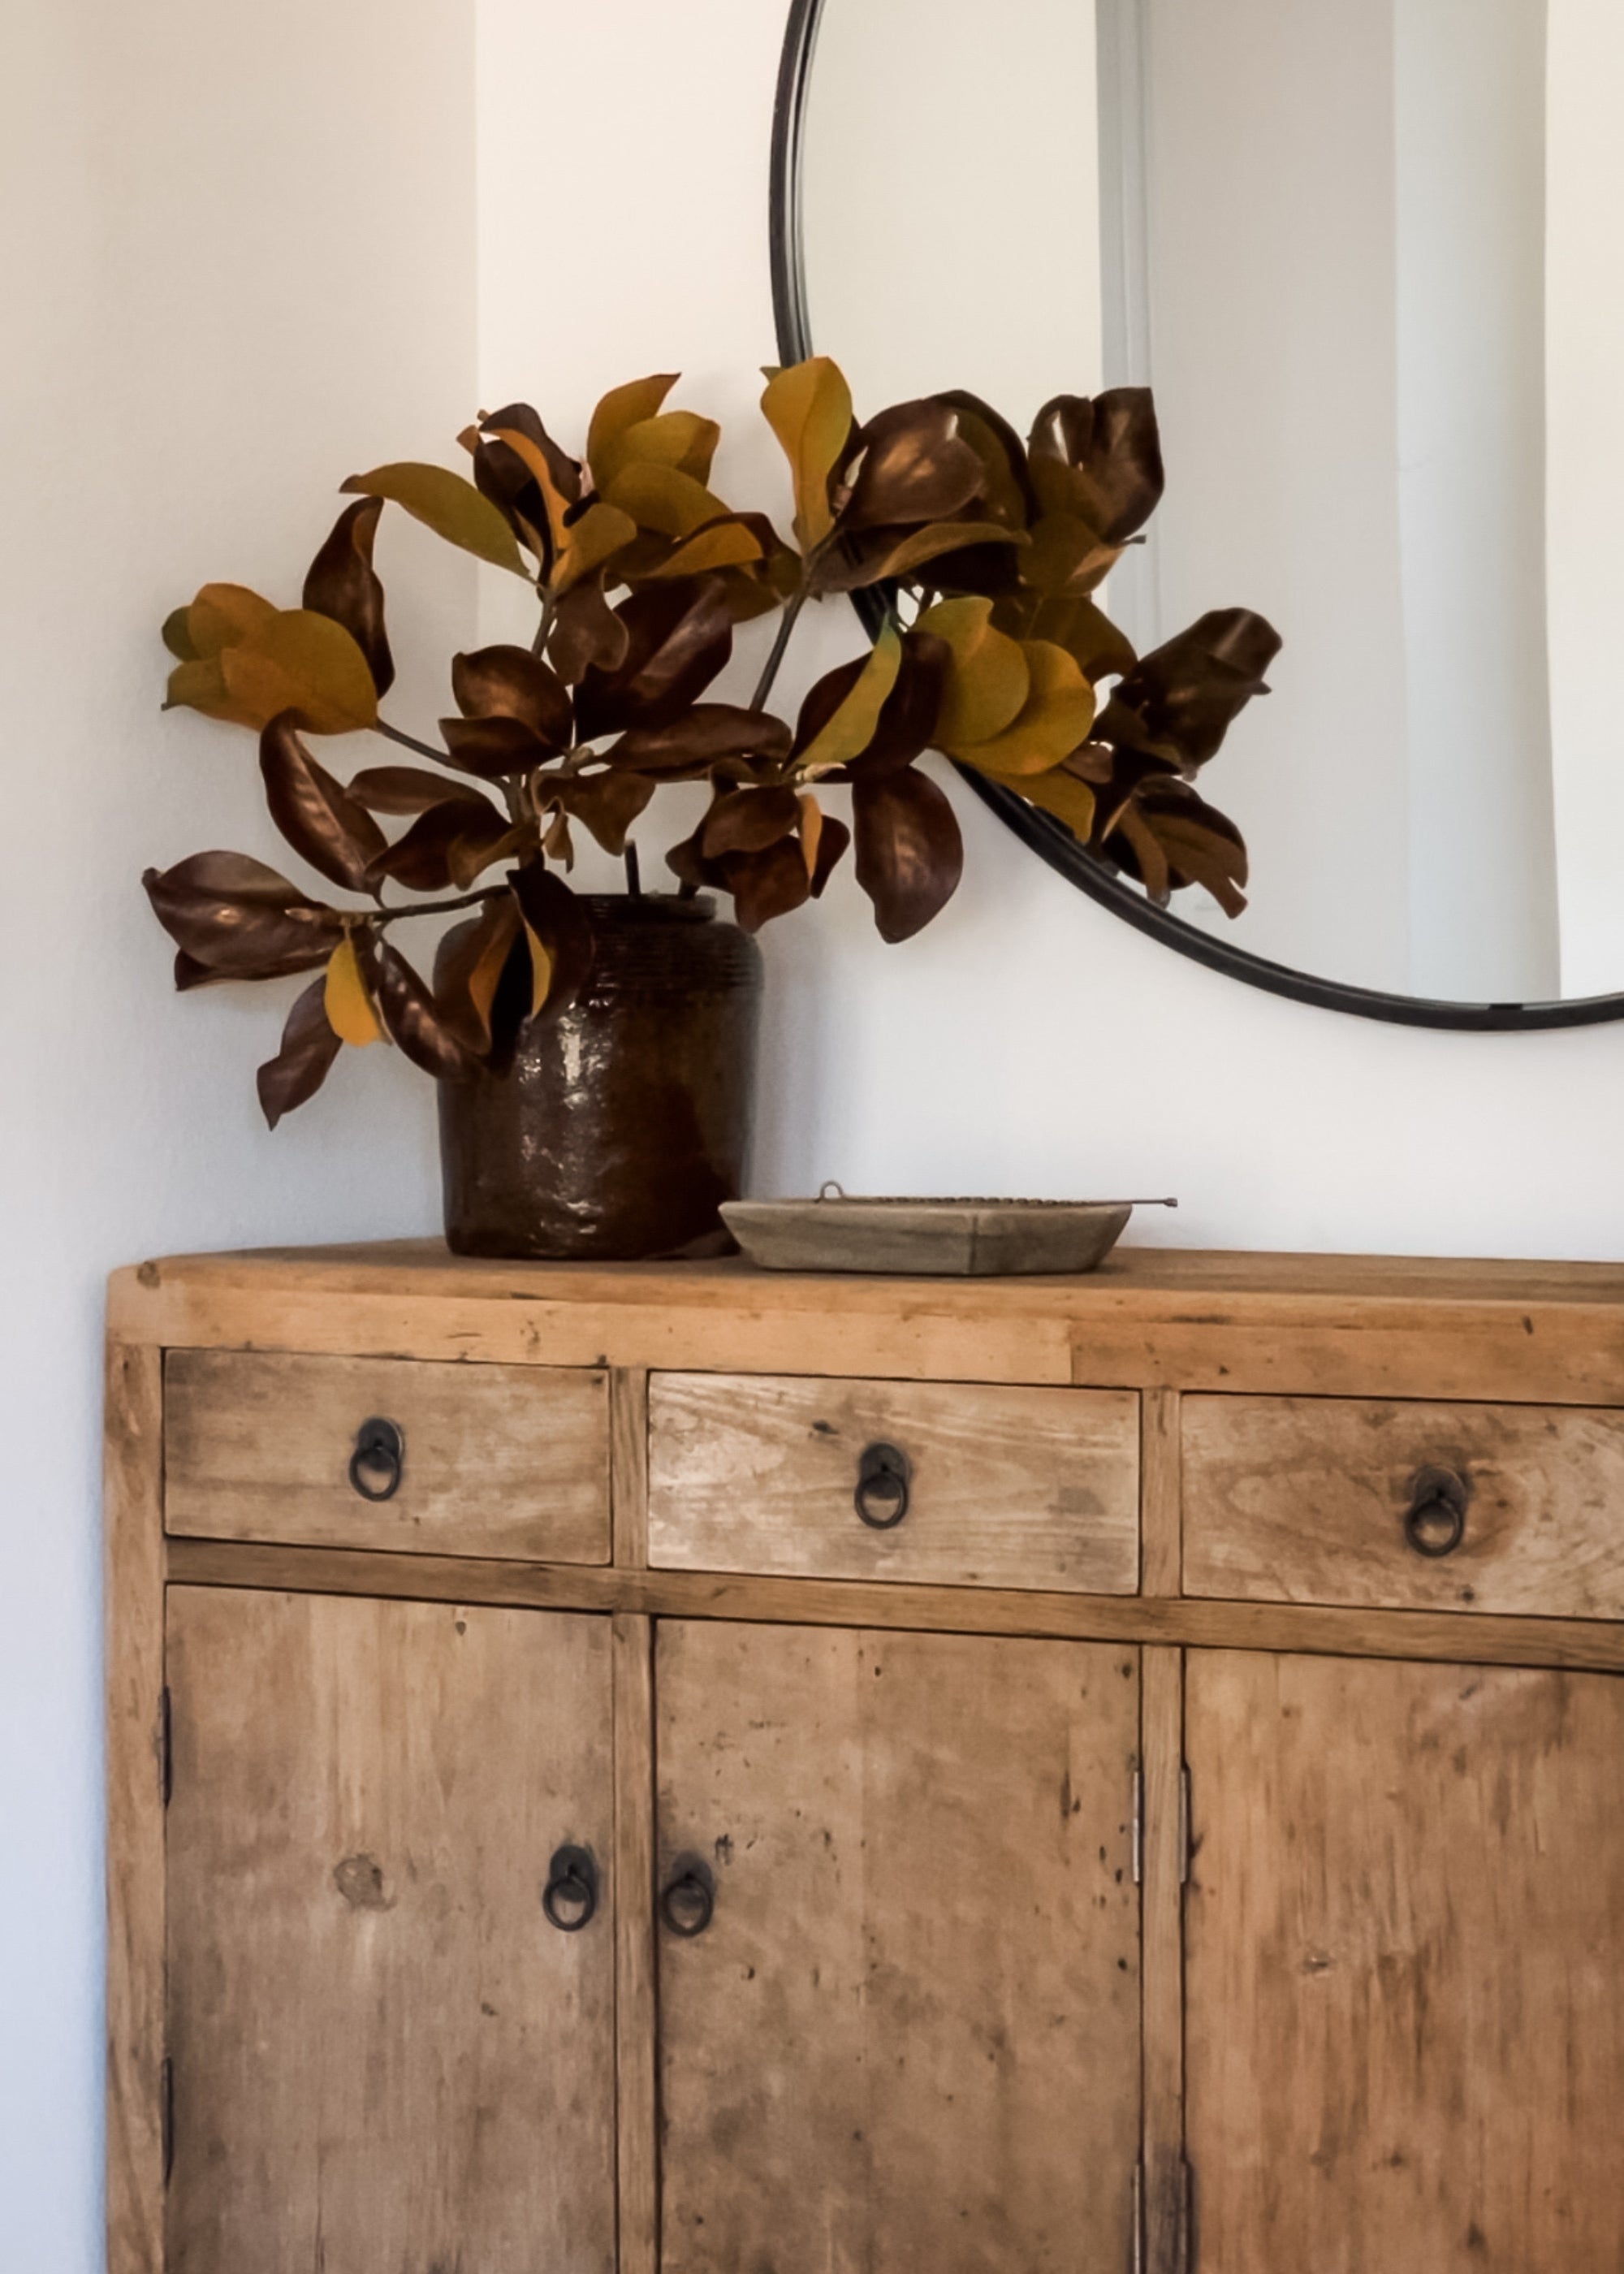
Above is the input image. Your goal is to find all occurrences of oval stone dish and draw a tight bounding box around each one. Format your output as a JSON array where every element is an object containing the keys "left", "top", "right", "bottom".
[{"left": 721, "top": 1193, "right": 1176, "bottom": 1277}]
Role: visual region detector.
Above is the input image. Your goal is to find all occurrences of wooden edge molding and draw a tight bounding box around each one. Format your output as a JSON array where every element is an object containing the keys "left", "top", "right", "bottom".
[
  {"left": 1140, "top": 1648, "right": 1187, "bottom": 2274},
  {"left": 611, "top": 1371, "right": 651, "bottom": 1570},
  {"left": 162, "top": 1535, "right": 1624, "bottom": 1674},
  {"left": 1139, "top": 1390, "right": 1181, "bottom": 1597},
  {"left": 105, "top": 1339, "right": 166, "bottom": 2274},
  {"left": 612, "top": 1614, "right": 659, "bottom": 2274}
]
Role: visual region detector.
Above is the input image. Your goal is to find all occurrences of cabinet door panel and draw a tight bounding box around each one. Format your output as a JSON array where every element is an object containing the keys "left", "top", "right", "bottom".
[
  {"left": 165, "top": 1587, "right": 615, "bottom": 2274},
  {"left": 654, "top": 1621, "right": 1141, "bottom": 2274},
  {"left": 1186, "top": 1652, "right": 1624, "bottom": 2273}
]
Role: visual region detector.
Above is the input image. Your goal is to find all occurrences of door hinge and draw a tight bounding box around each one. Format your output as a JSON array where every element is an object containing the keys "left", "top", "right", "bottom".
[
  {"left": 1130, "top": 1770, "right": 1143, "bottom": 1886},
  {"left": 158, "top": 1686, "right": 173, "bottom": 1808},
  {"left": 160, "top": 2056, "right": 174, "bottom": 2187}
]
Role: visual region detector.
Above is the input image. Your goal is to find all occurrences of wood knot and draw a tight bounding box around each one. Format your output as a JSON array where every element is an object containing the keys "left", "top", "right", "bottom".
[{"left": 333, "top": 1853, "right": 392, "bottom": 1910}]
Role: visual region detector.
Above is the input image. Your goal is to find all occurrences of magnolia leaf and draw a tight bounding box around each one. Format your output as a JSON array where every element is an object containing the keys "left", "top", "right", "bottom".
[
  {"left": 259, "top": 714, "right": 387, "bottom": 893},
  {"left": 559, "top": 767, "right": 657, "bottom": 857},
  {"left": 851, "top": 630, "right": 952, "bottom": 780},
  {"left": 361, "top": 936, "right": 479, "bottom": 1079},
  {"left": 341, "top": 462, "right": 529, "bottom": 576},
  {"left": 508, "top": 862, "right": 596, "bottom": 1019},
  {"left": 793, "top": 622, "right": 902, "bottom": 777},
  {"left": 586, "top": 374, "right": 680, "bottom": 484},
  {"left": 1124, "top": 780, "right": 1249, "bottom": 914},
  {"left": 1019, "top": 512, "right": 1123, "bottom": 600},
  {"left": 601, "top": 460, "right": 734, "bottom": 540},
  {"left": 257, "top": 976, "right": 344, "bottom": 1128},
  {"left": 435, "top": 895, "right": 522, "bottom": 1054},
  {"left": 850, "top": 521, "right": 1024, "bottom": 588},
  {"left": 548, "top": 581, "right": 631, "bottom": 683},
  {"left": 302, "top": 497, "right": 395, "bottom": 697},
  {"left": 522, "top": 921, "right": 554, "bottom": 1016},
  {"left": 480, "top": 402, "right": 581, "bottom": 502},
  {"left": 323, "top": 932, "right": 385, "bottom": 1047},
  {"left": 840, "top": 400, "right": 983, "bottom": 532},
  {"left": 1017, "top": 764, "right": 1098, "bottom": 845},
  {"left": 438, "top": 715, "right": 557, "bottom": 779},
  {"left": 948, "top": 642, "right": 1095, "bottom": 778},
  {"left": 852, "top": 768, "right": 964, "bottom": 943},
  {"left": 918, "top": 597, "right": 1030, "bottom": 747},
  {"left": 185, "top": 583, "right": 279, "bottom": 657},
  {"left": 797, "top": 793, "right": 823, "bottom": 878},
  {"left": 573, "top": 578, "right": 735, "bottom": 737},
  {"left": 933, "top": 391, "right": 1035, "bottom": 528},
  {"left": 720, "top": 837, "right": 811, "bottom": 932},
  {"left": 1021, "top": 595, "right": 1138, "bottom": 685},
  {"left": 1112, "top": 806, "right": 1173, "bottom": 906},
  {"left": 1109, "top": 609, "right": 1282, "bottom": 769},
  {"left": 143, "top": 850, "right": 344, "bottom": 976},
  {"left": 762, "top": 357, "right": 853, "bottom": 552},
  {"left": 701, "top": 785, "right": 801, "bottom": 858},
  {"left": 346, "top": 765, "right": 487, "bottom": 815},
  {"left": 490, "top": 430, "right": 637, "bottom": 592},
  {"left": 451, "top": 645, "right": 573, "bottom": 746},
  {"left": 162, "top": 607, "right": 199, "bottom": 662},
  {"left": 1028, "top": 388, "right": 1165, "bottom": 544},
  {"left": 608, "top": 705, "right": 793, "bottom": 776},
  {"left": 646, "top": 517, "right": 767, "bottom": 579},
  {"left": 809, "top": 809, "right": 851, "bottom": 896},
  {"left": 209, "top": 610, "right": 379, "bottom": 736},
  {"left": 365, "top": 797, "right": 516, "bottom": 892},
  {"left": 594, "top": 408, "right": 721, "bottom": 491}
]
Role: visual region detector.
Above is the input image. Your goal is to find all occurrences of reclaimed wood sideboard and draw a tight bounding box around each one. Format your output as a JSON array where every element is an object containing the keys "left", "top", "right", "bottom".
[{"left": 105, "top": 1243, "right": 1624, "bottom": 2273}]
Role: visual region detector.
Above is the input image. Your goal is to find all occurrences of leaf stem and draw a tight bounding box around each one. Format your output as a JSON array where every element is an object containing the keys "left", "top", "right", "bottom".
[
  {"left": 749, "top": 587, "right": 808, "bottom": 713},
  {"left": 375, "top": 718, "right": 451, "bottom": 763},
  {"left": 532, "top": 586, "right": 557, "bottom": 660},
  {"left": 374, "top": 888, "right": 505, "bottom": 928}
]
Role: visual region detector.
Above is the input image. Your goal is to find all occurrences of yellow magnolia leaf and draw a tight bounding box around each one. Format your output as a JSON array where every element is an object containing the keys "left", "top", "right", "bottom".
[
  {"left": 797, "top": 793, "right": 823, "bottom": 878},
  {"left": 492, "top": 430, "right": 637, "bottom": 593},
  {"left": 796, "top": 621, "right": 903, "bottom": 777},
  {"left": 761, "top": 357, "right": 853, "bottom": 552},
  {"left": 186, "top": 583, "right": 278, "bottom": 658},
  {"left": 595, "top": 409, "right": 721, "bottom": 491},
  {"left": 218, "top": 609, "right": 380, "bottom": 735},
  {"left": 586, "top": 374, "right": 679, "bottom": 483},
  {"left": 918, "top": 597, "right": 1029, "bottom": 746},
  {"left": 600, "top": 460, "right": 734, "bottom": 540},
  {"left": 324, "top": 934, "right": 384, "bottom": 1047},
  {"left": 341, "top": 462, "right": 529, "bottom": 577},
  {"left": 163, "top": 654, "right": 250, "bottom": 726},
  {"left": 1016, "top": 764, "right": 1098, "bottom": 843},
  {"left": 522, "top": 920, "right": 554, "bottom": 1017},
  {"left": 948, "top": 642, "right": 1096, "bottom": 778},
  {"left": 647, "top": 519, "right": 766, "bottom": 578}
]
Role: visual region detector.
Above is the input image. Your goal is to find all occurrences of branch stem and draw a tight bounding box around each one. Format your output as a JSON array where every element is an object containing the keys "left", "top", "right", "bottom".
[
  {"left": 374, "top": 888, "right": 504, "bottom": 928},
  {"left": 531, "top": 586, "right": 557, "bottom": 660},
  {"left": 749, "top": 588, "right": 808, "bottom": 713},
  {"left": 375, "top": 718, "right": 451, "bottom": 763}
]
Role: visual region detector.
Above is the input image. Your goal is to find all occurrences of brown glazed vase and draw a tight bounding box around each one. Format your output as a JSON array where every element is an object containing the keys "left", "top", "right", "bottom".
[{"left": 437, "top": 893, "right": 762, "bottom": 1261}]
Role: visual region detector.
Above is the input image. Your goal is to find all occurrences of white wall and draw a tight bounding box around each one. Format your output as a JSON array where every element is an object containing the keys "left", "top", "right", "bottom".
[{"left": 11, "top": 2, "right": 1624, "bottom": 2265}]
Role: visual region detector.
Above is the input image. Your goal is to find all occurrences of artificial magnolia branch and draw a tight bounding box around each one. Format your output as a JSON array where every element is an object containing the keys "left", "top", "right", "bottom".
[{"left": 143, "top": 358, "right": 1281, "bottom": 1125}]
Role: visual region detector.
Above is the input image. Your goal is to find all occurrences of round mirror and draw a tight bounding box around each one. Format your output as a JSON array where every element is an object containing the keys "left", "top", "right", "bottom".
[{"left": 772, "top": 0, "right": 1624, "bottom": 1029}]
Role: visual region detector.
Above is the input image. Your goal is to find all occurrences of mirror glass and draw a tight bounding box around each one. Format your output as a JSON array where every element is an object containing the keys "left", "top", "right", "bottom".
[{"left": 798, "top": 0, "right": 1624, "bottom": 1008}]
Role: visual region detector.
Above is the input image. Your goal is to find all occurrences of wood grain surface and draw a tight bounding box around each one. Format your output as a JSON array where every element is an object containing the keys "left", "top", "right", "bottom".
[
  {"left": 164, "top": 1587, "right": 617, "bottom": 2273},
  {"left": 649, "top": 1372, "right": 1140, "bottom": 1593},
  {"left": 1184, "top": 1394, "right": 1624, "bottom": 1619},
  {"left": 164, "top": 1347, "right": 611, "bottom": 1563},
  {"left": 1185, "top": 1651, "right": 1624, "bottom": 2272},
  {"left": 653, "top": 1620, "right": 1142, "bottom": 2274}
]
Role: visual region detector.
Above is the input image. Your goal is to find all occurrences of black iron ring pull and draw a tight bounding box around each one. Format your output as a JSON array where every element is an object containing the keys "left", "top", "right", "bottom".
[
  {"left": 349, "top": 1416, "right": 404, "bottom": 1502},
  {"left": 659, "top": 1857, "right": 715, "bottom": 1939},
  {"left": 542, "top": 1845, "right": 599, "bottom": 1932},
  {"left": 1403, "top": 1465, "right": 1469, "bottom": 1559},
  {"left": 854, "top": 1442, "right": 911, "bottom": 1530}
]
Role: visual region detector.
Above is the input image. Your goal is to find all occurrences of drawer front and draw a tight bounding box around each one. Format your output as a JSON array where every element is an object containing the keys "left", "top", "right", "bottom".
[
  {"left": 648, "top": 1373, "right": 1140, "bottom": 1593},
  {"left": 1182, "top": 1394, "right": 1624, "bottom": 1619},
  {"left": 164, "top": 1350, "right": 611, "bottom": 1563}
]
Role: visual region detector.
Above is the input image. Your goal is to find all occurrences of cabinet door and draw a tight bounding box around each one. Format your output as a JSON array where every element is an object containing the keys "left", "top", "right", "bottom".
[
  {"left": 1186, "top": 1652, "right": 1624, "bottom": 2272},
  {"left": 165, "top": 1587, "right": 616, "bottom": 2274},
  {"left": 654, "top": 1621, "right": 1141, "bottom": 2274}
]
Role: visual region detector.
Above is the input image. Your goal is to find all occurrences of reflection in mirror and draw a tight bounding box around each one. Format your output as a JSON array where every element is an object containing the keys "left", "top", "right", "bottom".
[{"left": 798, "top": 0, "right": 1624, "bottom": 1007}]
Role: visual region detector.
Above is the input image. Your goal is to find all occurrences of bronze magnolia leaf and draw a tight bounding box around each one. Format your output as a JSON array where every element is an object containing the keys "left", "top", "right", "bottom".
[
  {"left": 932, "top": 392, "right": 1037, "bottom": 528},
  {"left": 340, "top": 463, "right": 529, "bottom": 577},
  {"left": 1115, "top": 779, "right": 1249, "bottom": 914},
  {"left": 809, "top": 810, "right": 851, "bottom": 897},
  {"left": 721, "top": 837, "right": 812, "bottom": 932},
  {"left": 302, "top": 497, "right": 395, "bottom": 698},
  {"left": 438, "top": 716, "right": 559, "bottom": 780},
  {"left": 259, "top": 714, "right": 387, "bottom": 894},
  {"left": 508, "top": 861, "right": 596, "bottom": 1018},
  {"left": 608, "top": 705, "right": 794, "bottom": 776},
  {"left": 557, "top": 768, "right": 657, "bottom": 858},
  {"left": 845, "top": 629, "right": 952, "bottom": 781},
  {"left": 143, "top": 850, "right": 345, "bottom": 978},
  {"left": 359, "top": 935, "right": 480, "bottom": 1080},
  {"left": 1028, "top": 388, "right": 1165, "bottom": 545},
  {"left": 762, "top": 357, "right": 854, "bottom": 553},
  {"left": 1106, "top": 609, "right": 1282, "bottom": 770},
  {"left": 792, "top": 623, "right": 903, "bottom": 776},
  {"left": 701, "top": 785, "right": 801, "bottom": 858},
  {"left": 466, "top": 432, "right": 552, "bottom": 568},
  {"left": 548, "top": 581, "right": 632, "bottom": 684},
  {"left": 480, "top": 402, "right": 582, "bottom": 504},
  {"left": 810, "top": 521, "right": 1024, "bottom": 596},
  {"left": 853, "top": 769, "right": 964, "bottom": 943},
  {"left": 573, "top": 578, "right": 736, "bottom": 738},
  {"left": 451, "top": 646, "right": 573, "bottom": 748},
  {"left": 256, "top": 977, "right": 343, "bottom": 1129},
  {"left": 346, "top": 765, "right": 487, "bottom": 815},
  {"left": 839, "top": 401, "right": 985, "bottom": 534},
  {"left": 365, "top": 798, "right": 516, "bottom": 893}
]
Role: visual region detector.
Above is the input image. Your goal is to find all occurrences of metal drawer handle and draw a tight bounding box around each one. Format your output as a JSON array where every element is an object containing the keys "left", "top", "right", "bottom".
[
  {"left": 854, "top": 1442, "right": 911, "bottom": 1530},
  {"left": 542, "top": 1845, "right": 599, "bottom": 1932},
  {"left": 659, "top": 1857, "right": 715, "bottom": 1939},
  {"left": 349, "top": 1416, "right": 404, "bottom": 1502},
  {"left": 1403, "top": 1464, "right": 1469, "bottom": 1559}
]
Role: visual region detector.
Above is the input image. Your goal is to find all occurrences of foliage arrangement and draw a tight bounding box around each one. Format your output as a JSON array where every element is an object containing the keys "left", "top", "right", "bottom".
[{"left": 144, "top": 357, "right": 1280, "bottom": 1125}]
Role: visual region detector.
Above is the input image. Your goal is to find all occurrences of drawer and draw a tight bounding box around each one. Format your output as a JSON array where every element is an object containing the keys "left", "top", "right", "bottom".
[
  {"left": 647, "top": 1373, "right": 1139, "bottom": 1593},
  {"left": 1182, "top": 1394, "right": 1624, "bottom": 1619},
  {"left": 164, "top": 1350, "right": 611, "bottom": 1563}
]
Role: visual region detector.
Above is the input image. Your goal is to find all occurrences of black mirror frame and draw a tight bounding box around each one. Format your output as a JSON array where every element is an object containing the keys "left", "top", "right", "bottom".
[{"left": 770, "top": 0, "right": 1624, "bottom": 1032}]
